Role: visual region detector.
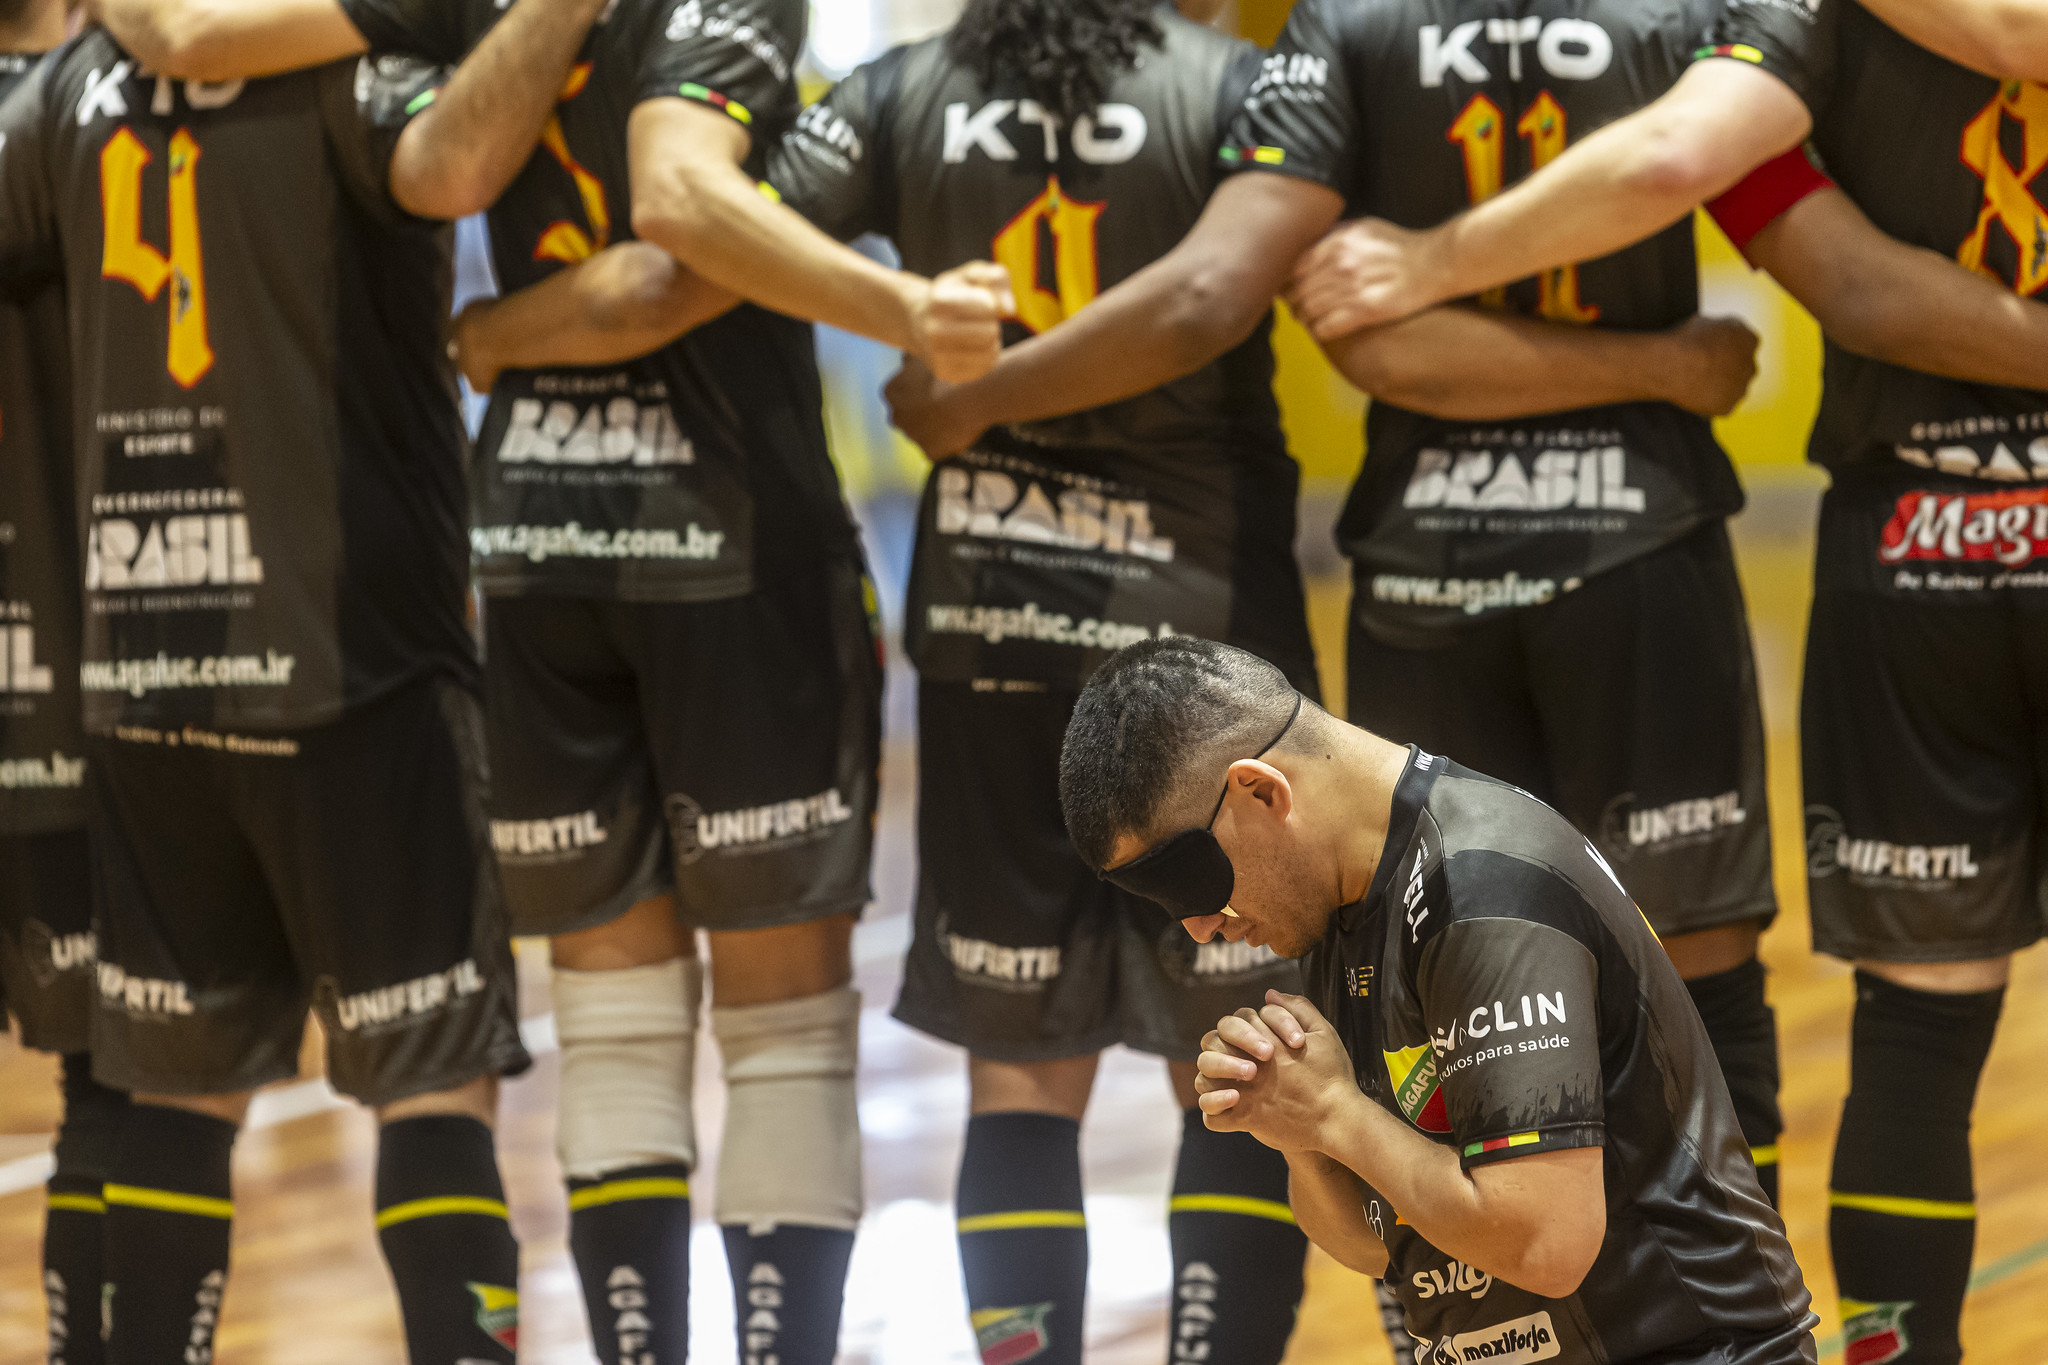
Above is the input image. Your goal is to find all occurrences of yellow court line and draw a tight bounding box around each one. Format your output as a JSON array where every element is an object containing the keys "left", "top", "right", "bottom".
[
  {"left": 375, "top": 1195, "right": 510, "bottom": 1229},
  {"left": 1829, "top": 1190, "right": 1975, "bottom": 1220},
  {"left": 45, "top": 1193, "right": 107, "bottom": 1214},
  {"left": 103, "top": 1184, "right": 233, "bottom": 1220},
  {"left": 956, "top": 1209, "right": 1087, "bottom": 1233},
  {"left": 567, "top": 1177, "right": 692, "bottom": 1211},
  {"left": 1168, "top": 1194, "right": 1298, "bottom": 1225}
]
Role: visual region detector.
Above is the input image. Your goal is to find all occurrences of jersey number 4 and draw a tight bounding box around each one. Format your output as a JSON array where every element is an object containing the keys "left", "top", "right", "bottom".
[
  {"left": 992, "top": 175, "right": 1106, "bottom": 334},
  {"left": 100, "top": 126, "right": 214, "bottom": 388},
  {"left": 1447, "top": 91, "right": 1598, "bottom": 322}
]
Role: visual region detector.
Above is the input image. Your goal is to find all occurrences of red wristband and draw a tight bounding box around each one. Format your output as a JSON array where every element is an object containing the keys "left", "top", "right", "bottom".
[{"left": 1705, "top": 146, "right": 1834, "bottom": 259}]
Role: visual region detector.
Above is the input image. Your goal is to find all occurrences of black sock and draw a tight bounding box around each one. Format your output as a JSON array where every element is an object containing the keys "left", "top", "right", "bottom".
[
  {"left": 1829, "top": 971, "right": 2003, "bottom": 1365},
  {"left": 103, "top": 1103, "right": 235, "bottom": 1365},
  {"left": 375, "top": 1116, "right": 521, "bottom": 1365},
  {"left": 569, "top": 1162, "right": 693, "bottom": 1365},
  {"left": 45, "top": 1054, "right": 127, "bottom": 1365},
  {"left": 1684, "top": 957, "right": 1785, "bottom": 1207},
  {"left": 957, "top": 1112, "right": 1087, "bottom": 1365},
  {"left": 1167, "top": 1110, "right": 1305, "bottom": 1365},
  {"left": 721, "top": 1223, "right": 856, "bottom": 1365}
]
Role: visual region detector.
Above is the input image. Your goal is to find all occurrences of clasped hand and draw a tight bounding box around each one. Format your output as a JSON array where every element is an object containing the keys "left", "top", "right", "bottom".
[{"left": 1195, "top": 989, "right": 1360, "bottom": 1153}]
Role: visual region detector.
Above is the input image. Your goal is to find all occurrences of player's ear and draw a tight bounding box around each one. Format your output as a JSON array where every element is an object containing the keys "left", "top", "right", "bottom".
[{"left": 1227, "top": 759, "right": 1293, "bottom": 821}]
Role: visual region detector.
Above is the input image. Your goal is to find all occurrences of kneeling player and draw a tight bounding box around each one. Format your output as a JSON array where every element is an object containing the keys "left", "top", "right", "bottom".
[
  {"left": 1067, "top": 638, "right": 1818, "bottom": 1365},
  {"left": 0, "top": 12, "right": 597, "bottom": 1359},
  {"left": 0, "top": 0, "right": 129, "bottom": 1356}
]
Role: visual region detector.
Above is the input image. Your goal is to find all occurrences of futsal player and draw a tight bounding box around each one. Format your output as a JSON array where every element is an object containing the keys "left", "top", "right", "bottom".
[
  {"left": 0, "top": 3, "right": 130, "bottom": 1360},
  {"left": 0, "top": 9, "right": 609, "bottom": 1357},
  {"left": 1064, "top": 636, "right": 1819, "bottom": 1365},
  {"left": 886, "top": 0, "right": 1793, "bottom": 1219},
  {"left": 1277, "top": 3, "right": 2048, "bottom": 1359}
]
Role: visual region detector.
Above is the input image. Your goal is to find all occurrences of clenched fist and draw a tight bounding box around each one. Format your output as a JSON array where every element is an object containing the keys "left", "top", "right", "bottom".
[
  {"left": 1287, "top": 217, "right": 1450, "bottom": 339},
  {"left": 910, "top": 261, "right": 1016, "bottom": 384},
  {"left": 1660, "top": 314, "right": 1760, "bottom": 417}
]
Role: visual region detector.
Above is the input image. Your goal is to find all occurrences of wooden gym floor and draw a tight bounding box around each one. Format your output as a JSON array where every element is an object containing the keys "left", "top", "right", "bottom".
[{"left": 2, "top": 470, "right": 2044, "bottom": 1364}]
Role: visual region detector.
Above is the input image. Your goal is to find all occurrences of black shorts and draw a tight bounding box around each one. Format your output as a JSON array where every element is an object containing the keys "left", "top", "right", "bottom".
[
  {"left": 86, "top": 679, "right": 528, "bottom": 1105},
  {"left": 0, "top": 826, "right": 95, "bottom": 1054},
  {"left": 896, "top": 680, "right": 1301, "bottom": 1064},
  {"left": 1801, "top": 467, "right": 2048, "bottom": 962},
  {"left": 483, "top": 555, "right": 882, "bottom": 937},
  {"left": 1349, "top": 521, "right": 1775, "bottom": 939}
]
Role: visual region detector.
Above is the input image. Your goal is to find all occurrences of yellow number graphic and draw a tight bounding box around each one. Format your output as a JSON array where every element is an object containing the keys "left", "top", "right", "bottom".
[
  {"left": 1957, "top": 78, "right": 2048, "bottom": 296},
  {"left": 100, "top": 126, "right": 214, "bottom": 388},
  {"left": 533, "top": 63, "right": 611, "bottom": 263},
  {"left": 1445, "top": 90, "right": 1598, "bottom": 322},
  {"left": 991, "top": 175, "right": 1106, "bottom": 335}
]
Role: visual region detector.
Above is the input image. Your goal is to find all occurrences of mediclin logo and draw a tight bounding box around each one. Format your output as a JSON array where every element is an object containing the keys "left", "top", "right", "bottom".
[{"left": 1879, "top": 488, "right": 2048, "bottom": 566}]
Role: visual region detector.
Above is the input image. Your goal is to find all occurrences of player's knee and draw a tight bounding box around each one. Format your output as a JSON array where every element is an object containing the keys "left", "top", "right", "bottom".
[
  {"left": 376, "top": 1074, "right": 500, "bottom": 1129},
  {"left": 968, "top": 1052, "right": 1100, "bottom": 1120},
  {"left": 1857, "top": 954, "right": 2011, "bottom": 994},
  {"left": 1662, "top": 920, "right": 1763, "bottom": 979},
  {"left": 712, "top": 984, "right": 862, "bottom": 1230},
  {"left": 135, "top": 1089, "right": 254, "bottom": 1128},
  {"left": 552, "top": 955, "right": 702, "bottom": 1179},
  {"left": 551, "top": 894, "right": 689, "bottom": 973},
  {"left": 706, "top": 913, "right": 855, "bottom": 1006}
]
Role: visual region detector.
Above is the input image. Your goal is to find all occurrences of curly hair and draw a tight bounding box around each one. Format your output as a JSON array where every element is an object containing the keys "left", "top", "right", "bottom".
[{"left": 946, "top": 0, "right": 1168, "bottom": 126}]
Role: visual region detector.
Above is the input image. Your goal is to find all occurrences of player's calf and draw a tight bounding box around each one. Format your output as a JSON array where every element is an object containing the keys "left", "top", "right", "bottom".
[
  {"left": 1667, "top": 922, "right": 1784, "bottom": 1207},
  {"left": 103, "top": 1095, "right": 244, "bottom": 1365},
  {"left": 45, "top": 1054, "right": 127, "bottom": 1365},
  {"left": 1166, "top": 1106, "right": 1306, "bottom": 1365}
]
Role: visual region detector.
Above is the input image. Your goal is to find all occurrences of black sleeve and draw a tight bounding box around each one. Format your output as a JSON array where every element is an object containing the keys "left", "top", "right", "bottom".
[
  {"left": 1697, "top": 0, "right": 1838, "bottom": 120},
  {"left": 0, "top": 58, "right": 58, "bottom": 292},
  {"left": 1220, "top": 0, "right": 1363, "bottom": 201},
  {"left": 766, "top": 58, "right": 885, "bottom": 242},
  {"left": 319, "top": 54, "right": 450, "bottom": 223},
  {"left": 1414, "top": 912, "right": 1605, "bottom": 1170},
  {"left": 335, "top": 0, "right": 472, "bottom": 63},
  {"left": 637, "top": 0, "right": 804, "bottom": 133}
]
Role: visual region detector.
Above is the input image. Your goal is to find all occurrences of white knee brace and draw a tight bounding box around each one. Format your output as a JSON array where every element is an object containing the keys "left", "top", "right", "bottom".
[
  {"left": 552, "top": 956, "right": 703, "bottom": 1180},
  {"left": 711, "top": 985, "right": 864, "bottom": 1232}
]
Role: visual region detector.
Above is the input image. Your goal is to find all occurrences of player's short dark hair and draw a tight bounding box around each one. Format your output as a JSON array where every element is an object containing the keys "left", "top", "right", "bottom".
[
  {"left": 946, "top": 0, "right": 1167, "bottom": 125},
  {"left": 1060, "top": 637, "right": 1304, "bottom": 870}
]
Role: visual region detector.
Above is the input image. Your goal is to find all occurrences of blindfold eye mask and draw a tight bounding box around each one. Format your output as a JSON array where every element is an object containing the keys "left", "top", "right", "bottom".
[{"left": 1098, "top": 693, "right": 1302, "bottom": 921}]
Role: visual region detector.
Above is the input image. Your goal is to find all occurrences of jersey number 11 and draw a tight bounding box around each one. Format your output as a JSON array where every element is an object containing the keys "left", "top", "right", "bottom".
[{"left": 1447, "top": 91, "right": 1599, "bottom": 322}]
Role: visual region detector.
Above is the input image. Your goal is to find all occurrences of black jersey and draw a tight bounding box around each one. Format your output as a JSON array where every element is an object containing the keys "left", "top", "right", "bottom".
[
  {"left": 1306, "top": 750, "right": 1815, "bottom": 1365},
  {"left": 340, "top": 0, "right": 857, "bottom": 599},
  {"left": 0, "top": 39, "right": 472, "bottom": 735},
  {"left": 768, "top": 11, "right": 1317, "bottom": 689},
  {"left": 0, "top": 51, "right": 81, "bottom": 832},
  {"left": 1705, "top": 0, "right": 2048, "bottom": 482},
  {"left": 1230, "top": 0, "right": 1745, "bottom": 645}
]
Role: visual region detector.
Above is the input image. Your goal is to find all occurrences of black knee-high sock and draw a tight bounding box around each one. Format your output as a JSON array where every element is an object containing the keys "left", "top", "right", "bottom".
[
  {"left": 570, "top": 1162, "right": 693, "bottom": 1365},
  {"left": 957, "top": 1113, "right": 1087, "bottom": 1365},
  {"left": 1167, "top": 1111, "right": 1305, "bottom": 1365},
  {"left": 1685, "top": 958, "right": 1785, "bottom": 1207},
  {"left": 721, "top": 1223, "right": 856, "bottom": 1365},
  {"left": 45, "top": 1054, "right": 127, "bottom": 1365},
  {"left": 103, "top": 1103, "right": 235, "bottom": 1365},
  {"left": 1829, "top": 971, "right": 2002, "bottom": 1365},
  {"left": 375, "top": 1116, "right": 521, "bottom": 1365}
]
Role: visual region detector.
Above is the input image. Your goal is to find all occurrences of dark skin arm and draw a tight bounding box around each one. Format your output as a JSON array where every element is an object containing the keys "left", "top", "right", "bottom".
[
  {"left": 1748, "top": 185, "right": 2048, "bottom": 389},
  {"left": 1319, "top": 308, "right": 1760, "bottom": 421},
  {"left": 451, "top": 241, "right": 740, "bottom": 394},
  {"left": 886, "top": 172, "right": 1344, "bottom": 456},
  {"left": 1856, "top": 0, "right": 2048, "bottom": 81}
]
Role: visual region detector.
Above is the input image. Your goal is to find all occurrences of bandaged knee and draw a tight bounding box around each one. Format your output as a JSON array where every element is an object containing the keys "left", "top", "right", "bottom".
[
  {"left": 712, "top": 985, "right": 863, "bottom": 1232},
  {"left": 553, "top": 956, "right": 702, "bottom": 1180}
]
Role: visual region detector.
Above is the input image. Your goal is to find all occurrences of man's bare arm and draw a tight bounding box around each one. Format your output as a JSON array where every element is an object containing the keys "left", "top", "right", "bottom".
[
  {"left": 1858, "top": 0, "right": 2048, "bottom": 81},
  {"left": 627, "top": 97, "right": 1010, "bottom": 381},
  {"left": 451, "top": 241, "right": 739, "bottom": 394},
  {"left": 92, "top": 0, "right": 365, "bottom": 81},
  {"left": 1320, "top": 308, "right": 1759, "bottom": 421},
  {"left": 885, "top": 173, "right": 1342, "bottom": 456},
  {"left": 1286, "top": 1152, "right": 1389, "bottom": 1278},
  {"left": 389, "top": 0, "right": 607, "bottom": 220},
  {"left": 1287, "top": 60, "right": 1812, "bottom": 337},
  {"left": 1749, "top": 186, "right": 2048, "bottom": 390}
]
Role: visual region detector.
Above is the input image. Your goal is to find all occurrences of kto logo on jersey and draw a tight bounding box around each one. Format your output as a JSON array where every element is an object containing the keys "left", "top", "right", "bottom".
[
  {"left": 667, "top": 787, "right": 854, "bottom": 863},
  {"left": 1806, "top": 806, "right": 1981, "bottom": 885},
  {"left": 1879, "top": 487, "right": 2048, "bottom": 566},
  {"left": 1401, "top": 448, "right": 1644, "bottom": 513},
  {"left": 1600, "top": 790, "right": 1747, "bottom": 853},
  {"left": 1420, "top": 19, "right": 1612, "bottom": 87},
  {"left": 0, "top": 620, "right": 53, "bottom": 693},
  {"left": 934, "top": 462, "right": 1174, "bottom": 562},
  {"left": 497, "top": 396, "right": 693, "bottom": 468},
  {"left": 942, "top": 99, "right": 1146, "bottom": 165}
]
